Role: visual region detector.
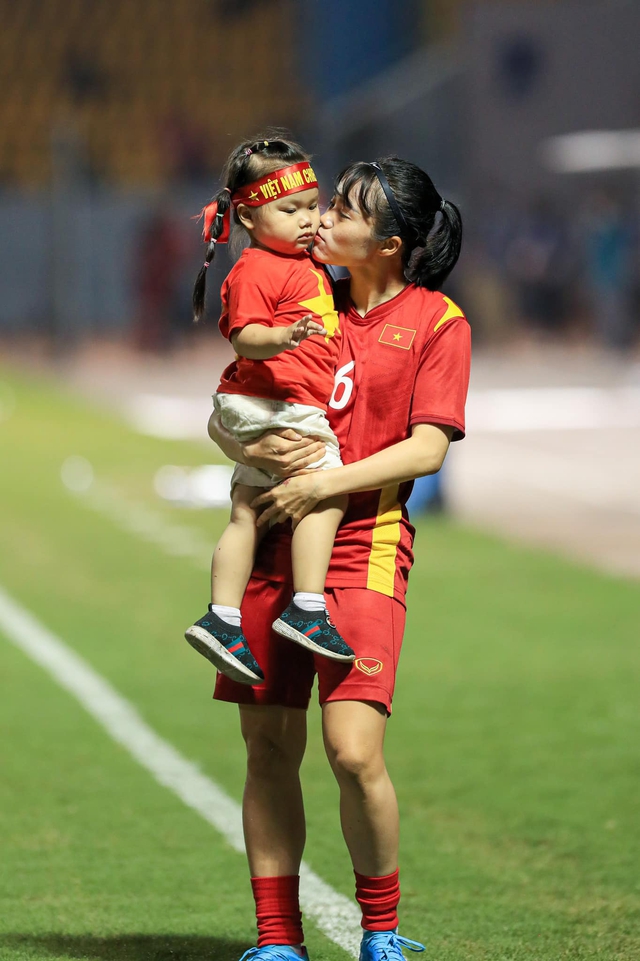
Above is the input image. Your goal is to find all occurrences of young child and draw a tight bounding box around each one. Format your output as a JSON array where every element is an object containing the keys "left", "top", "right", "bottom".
[{"left": 184, "top": 135, "right": 355, "bottom": 685}]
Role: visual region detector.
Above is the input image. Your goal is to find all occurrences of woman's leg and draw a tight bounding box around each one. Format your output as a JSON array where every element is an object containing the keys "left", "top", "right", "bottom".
[
  {"left": 322, "top": 699, "right": 399, "bottom": 877},
  {"left": 240, "top": 704, "right": 308, "bottom": 950},
  {"left": 240, "top": 703, "right": 308, "bottom": 875}
]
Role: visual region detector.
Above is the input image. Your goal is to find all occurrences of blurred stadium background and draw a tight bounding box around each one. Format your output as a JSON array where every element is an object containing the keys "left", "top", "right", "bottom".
[
  {"left": 1, "top": 0, "right": 639, "bottom": 573},
  {"left": 1, "top": 2, "right": 639, "bottom": 960}
]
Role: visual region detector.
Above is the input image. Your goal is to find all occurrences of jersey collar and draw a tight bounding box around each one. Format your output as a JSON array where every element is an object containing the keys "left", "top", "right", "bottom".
[{"left": 345, "top": 282, "right": 415, "bottom": 324}]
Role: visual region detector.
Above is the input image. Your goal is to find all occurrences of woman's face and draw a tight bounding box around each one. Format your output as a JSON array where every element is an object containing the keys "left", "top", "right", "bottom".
[{"left": 313, "top": 190, "right": 380, "bottom": 268}]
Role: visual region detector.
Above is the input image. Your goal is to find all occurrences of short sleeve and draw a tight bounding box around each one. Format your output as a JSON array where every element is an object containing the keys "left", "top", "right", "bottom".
[
  {"left": 409, "top": 318, "right": 471, "bottom": 440},
  {"left": 225, "top": 279, "right": 280, "bottom": 339}
]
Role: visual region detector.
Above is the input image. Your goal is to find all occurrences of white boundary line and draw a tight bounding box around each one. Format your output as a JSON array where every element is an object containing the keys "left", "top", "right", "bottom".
[
  {"left": 125, "top": 387, "right": 640, "bottom": 439},
  {"left": 0, "top": 585, "right": 361, "bottom": 957}
]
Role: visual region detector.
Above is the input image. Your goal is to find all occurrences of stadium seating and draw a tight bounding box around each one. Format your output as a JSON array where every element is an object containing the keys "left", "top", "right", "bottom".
[{"left": 0, "top": 0, "right": 304, "bottom": 187}]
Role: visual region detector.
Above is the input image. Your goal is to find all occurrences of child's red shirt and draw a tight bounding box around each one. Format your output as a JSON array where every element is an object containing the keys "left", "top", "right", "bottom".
[{"left": 218, "top": 247, "right": 341, "bottom": 411}]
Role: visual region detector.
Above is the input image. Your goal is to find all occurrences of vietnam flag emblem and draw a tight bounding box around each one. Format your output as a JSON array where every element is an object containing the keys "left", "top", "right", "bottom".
[{"left": 378, "top": 324, "right": 416, "bottom": 350}]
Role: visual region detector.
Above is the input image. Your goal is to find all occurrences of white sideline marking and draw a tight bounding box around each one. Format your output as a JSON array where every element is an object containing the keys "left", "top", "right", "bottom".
[
  {"left": 80, "top": 482, "right": 215, "bottom": 571},
  {"left": 126, "top": 387, "right": 640, "bottom": 439},
  {"left": 127, "top": 394, "right": 213, "bottom": 441},
  {"left": 0, "top": 585, "right": 361, "bottom": 957}
]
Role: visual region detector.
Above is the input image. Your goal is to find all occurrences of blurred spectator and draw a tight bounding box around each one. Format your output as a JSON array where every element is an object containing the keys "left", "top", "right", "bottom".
[
  {"left": 63, "top": 47, "right": 110, "bottom": 105},
  {"left": 461, "top": 183, "right": 517, "bottom": 343},
  {"left": 580, "top": 190, "right": 636, "bottom": 351},
  {"left": 159, "top": 112, "right": 211, "bottom": 186},
  {"left": 132, "top": 208, "right": 188, "bottom": 352},
  {"left": 504, "top": 198, "right": 571, "bottom": 337}
]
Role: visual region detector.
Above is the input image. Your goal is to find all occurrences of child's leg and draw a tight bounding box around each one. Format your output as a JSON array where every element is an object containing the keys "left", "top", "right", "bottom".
[
  {"left": 272, "top": 493, "right": 354, "bottom": 662},
  {"left": 291, "top": 494, "right": 347, "bottom": 594},
  {"left": 185, "top": 483, "right": 267, "bottom": 686},
  {"left": 211, "top": 484, "right": 265, "bottom": 608}
]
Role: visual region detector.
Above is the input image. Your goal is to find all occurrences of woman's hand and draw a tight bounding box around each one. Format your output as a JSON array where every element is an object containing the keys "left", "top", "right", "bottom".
[
  {"left": 208, "top": 414, "right": 325, "bottom": 476},
  {"left": 243, "top": 429, "right": 325, "bottom": 478},
  {"left": 252, "top": 473, "right": 324, "bottom": 528}
]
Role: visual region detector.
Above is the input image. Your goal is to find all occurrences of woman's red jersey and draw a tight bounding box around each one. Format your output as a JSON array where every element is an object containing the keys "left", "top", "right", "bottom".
[
  {"left": 217, "top": 247, "right": 342, "bottom": 411},
  {"left": 253, "top": 280, "right": 472, "bottom": 600}
]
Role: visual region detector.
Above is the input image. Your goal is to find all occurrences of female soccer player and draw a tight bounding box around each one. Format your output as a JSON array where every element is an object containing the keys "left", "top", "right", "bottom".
[
  {"left": 185, "top": 135, "right": 355, "bottom": 688},
  {"left": 210, "top": 156, "right": 470, "bottom": 961}
]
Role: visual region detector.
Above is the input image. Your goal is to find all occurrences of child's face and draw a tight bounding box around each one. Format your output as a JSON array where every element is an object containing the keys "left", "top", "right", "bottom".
[{"left": 248, "top": 187, "right": 321, "bottom": 255}]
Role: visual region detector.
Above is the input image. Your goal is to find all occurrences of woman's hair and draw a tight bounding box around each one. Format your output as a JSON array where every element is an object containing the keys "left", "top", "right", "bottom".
[
  {"left": 333, "top": 156, "right": 463, "bottom": 290},
  {"left": 193, "top": 131, "right": 310, "bottom": 321}
]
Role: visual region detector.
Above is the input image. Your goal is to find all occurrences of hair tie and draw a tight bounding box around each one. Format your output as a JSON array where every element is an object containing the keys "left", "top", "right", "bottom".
[
  {"left": 203, "top": 261, "right": 211, "bottom": 268},
  {"left": 244, "top": 148, "right": 252, "bottom": 156},
  {"left": 222, "top": 187, "right": 231, "bottom": 194},
  {"left": 263, "top": 140, "right": 269, "bottom": 146}
]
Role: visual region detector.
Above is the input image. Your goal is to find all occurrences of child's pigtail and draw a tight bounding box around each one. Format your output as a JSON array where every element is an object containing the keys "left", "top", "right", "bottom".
[{"left": 192, "top": 188, "right": 232, "bottom": 322}]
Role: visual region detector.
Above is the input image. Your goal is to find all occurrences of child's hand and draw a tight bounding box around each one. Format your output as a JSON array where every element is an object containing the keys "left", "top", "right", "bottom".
[{"left": 282, "top": 314, "right": 327, "bottom": 349}]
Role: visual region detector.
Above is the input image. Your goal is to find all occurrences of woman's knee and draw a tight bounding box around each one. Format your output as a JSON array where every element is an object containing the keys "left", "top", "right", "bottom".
[
  {"left": 240, "top": 706, "right": 307, "bottom": 779},
  {"left": 323, "top": 700, "right": 388, "bottom": 788},
  {"left": 326, "top": 736, "right": 385, "bottom": 789}
]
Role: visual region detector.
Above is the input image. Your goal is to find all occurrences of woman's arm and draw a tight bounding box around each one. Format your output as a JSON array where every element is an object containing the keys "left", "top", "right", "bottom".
[
  {"left": 232, "top": 315, "right": 326, "bottom": 360},
  {"left": 253, "top": 422, "right": 453, "bottom": 526},
  {"left": 207, "top": 411, "right": 327, "bottom": 476}
]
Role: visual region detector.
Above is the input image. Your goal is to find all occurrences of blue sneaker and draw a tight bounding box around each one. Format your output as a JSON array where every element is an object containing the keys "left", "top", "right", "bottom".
[
  {"left": 185, "top": 607, "right": 264, "bottom": 685},
  {"left": 272, "top": 600, "right": 355, "bottom": 662},
  {"left": 239, "top": 948, "right": 309, "bottom": 961},
  {"left": 360, "top": 929, "right": 425, "bottom": 960}
]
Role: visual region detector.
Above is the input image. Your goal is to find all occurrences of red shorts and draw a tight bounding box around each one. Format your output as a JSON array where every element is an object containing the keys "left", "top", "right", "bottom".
[{"left": 214, "top": 577, "right": 406, "bottom": 714}]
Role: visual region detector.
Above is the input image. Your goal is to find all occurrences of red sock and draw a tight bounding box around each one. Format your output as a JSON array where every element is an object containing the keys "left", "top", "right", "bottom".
[
  {"left": 251, "top": 875, "right": 304, "bottom": 947},
  {"left": 354, "top": 869, "right": 400, "bottom": 931}
]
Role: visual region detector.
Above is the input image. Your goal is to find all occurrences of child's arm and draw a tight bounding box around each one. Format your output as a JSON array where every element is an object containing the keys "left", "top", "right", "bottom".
[{"left": 231, "top": 314, "right": 326, "bottom": 360}]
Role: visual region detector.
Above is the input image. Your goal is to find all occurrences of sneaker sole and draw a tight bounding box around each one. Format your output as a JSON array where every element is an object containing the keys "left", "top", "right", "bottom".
[
  {"left": 271, "top": 619, "right": 355, "bottom": 662},
  {"left": 184, "top": 626, "right": 263, "bottom": 685}
]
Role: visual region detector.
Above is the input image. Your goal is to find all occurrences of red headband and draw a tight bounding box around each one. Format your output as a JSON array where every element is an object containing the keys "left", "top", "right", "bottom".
[
  {"left": 198, "top": 162, "right": 318, "bottom": 245},
  {"left": 232, "top": 162, "right": 318, "bottom": 206}
]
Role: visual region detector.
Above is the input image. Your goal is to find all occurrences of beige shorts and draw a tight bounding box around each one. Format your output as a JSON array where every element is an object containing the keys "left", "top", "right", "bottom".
[{"left": 213, "top": 392, "right": 343, "bottom": 489}]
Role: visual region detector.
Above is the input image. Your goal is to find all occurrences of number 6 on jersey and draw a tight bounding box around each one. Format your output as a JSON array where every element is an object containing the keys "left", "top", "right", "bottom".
[{"left": 329, "top": 361, "right": 355, "bottom": 410}]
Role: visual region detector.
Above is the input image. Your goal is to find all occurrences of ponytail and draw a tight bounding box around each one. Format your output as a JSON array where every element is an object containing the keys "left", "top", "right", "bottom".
[
  {"left": 409, "top": 198, "right": 463, "bottom": 291},
  {"left": 192, "top": 187, "right": 232, "bottom": 322}
]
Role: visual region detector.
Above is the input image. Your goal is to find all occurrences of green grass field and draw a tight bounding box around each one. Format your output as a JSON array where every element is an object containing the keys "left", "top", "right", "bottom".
[{"left": 1, "top": 365, "right": 639, "bottom": 961}]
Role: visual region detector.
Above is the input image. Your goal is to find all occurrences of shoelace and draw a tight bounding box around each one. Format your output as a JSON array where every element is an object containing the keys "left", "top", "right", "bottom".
[
  {"left": 363, "top": 932, "right": 425, "bottom": 959},
  {"left": 239, "top": 948, "right": 304, "bottom": 961}
]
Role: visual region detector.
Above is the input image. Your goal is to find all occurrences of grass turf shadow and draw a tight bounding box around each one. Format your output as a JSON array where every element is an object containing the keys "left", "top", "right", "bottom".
[{"left": 0, "top": 933, "right": 253, "bottom": 961}]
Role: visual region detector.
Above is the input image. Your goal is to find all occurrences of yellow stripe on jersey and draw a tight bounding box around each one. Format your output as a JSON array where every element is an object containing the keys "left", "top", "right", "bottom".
[
  {"left": 434, "top": 295, "right": 464, "bottom": 332},
  {"left": 366, "top": 484, "right": 402, "bottom": 597}
]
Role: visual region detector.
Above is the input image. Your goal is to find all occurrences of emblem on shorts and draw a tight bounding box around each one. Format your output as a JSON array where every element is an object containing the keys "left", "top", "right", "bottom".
[{"left": 354, "top": 657, "right": 383, "bottom": 676}]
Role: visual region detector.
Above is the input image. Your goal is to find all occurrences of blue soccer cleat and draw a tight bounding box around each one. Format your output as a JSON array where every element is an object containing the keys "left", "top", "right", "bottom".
[
  {"left": 185, "top": 606, "right": 264, "bottom": 685},
  {"left": 360, "top": 929, "right": 425, "bottom": 960},
  {"left": 239, "top": 947, "right": 310, "bottom": 961},
  {"left": 272, "top": 600, "right": 355, "bottom": 662}
]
